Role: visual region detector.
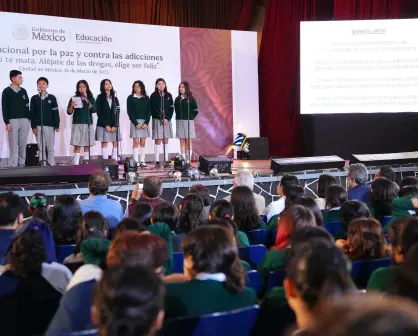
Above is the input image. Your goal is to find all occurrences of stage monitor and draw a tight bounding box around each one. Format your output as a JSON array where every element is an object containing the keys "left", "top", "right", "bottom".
[
  {"left": 271, "top": 155, "right": 345, "bottom": 174},
  {"left": 351, "top": 152, "right": 418, "bottom": 167}
]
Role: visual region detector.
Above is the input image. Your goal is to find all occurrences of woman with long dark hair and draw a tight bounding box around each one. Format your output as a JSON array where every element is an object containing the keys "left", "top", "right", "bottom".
[
  {"left": 174, "top": 81, "right": 198, "bottom": 163},
  {"left": 323, "top": 184, "right": 348, "bottom": 222},
  {"left": 95, "top": 79, "right": 120, "bottom": 160},
  {"left": 67, "top": 80, "right": 96, "bottom": 165},
  {"left": 370, "top": 177, "right": 398, "bottom": 221},
  {"left": 27, "top": 193, "right": 50, "bottom": 223},
  {"left": 127, "top": 80, "right": 150, "bottom": 167},
  {"left": 50, "top": 195, "right": 82, "bottom": 245},
  {"left": 150, "top": 78, "right": 174, "bottom": 166},
  {"left": 230, "top": 186, "right": 264, "bottom": 232}
]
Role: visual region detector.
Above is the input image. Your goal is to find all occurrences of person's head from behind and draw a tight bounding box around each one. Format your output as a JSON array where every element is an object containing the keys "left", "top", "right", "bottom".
[
  {"left": 340, "top": 200, "right": 371, "bottom": 230},
  {"left": 209, "top": 199, "right": 234, "bottom": 221},
  {"left": 284, "top": 238, "right": 353, "bottom": 327},
  {"left": 233, "top": 170, "right": 254, "bottom": 191},
  {"left": 347, "top": 163, "right": 368, "bottom": 188},
  {"left": 0, "top": 192, "right": 24, "bottom": 229},
  {"left": 370, "top": 177, "right": 398, "bottom": 218},
  {"left": 88, "top": 170, "right": 112, "bottom": 196},
  {"left": 305, "top": 294, "right": 418, "bottom": 336},
  {"left": 7, "top": 229, "right": 46, "bottom": 277},
  {"left": 230, "top": 186, "right": 260, "bottom": 231},
  {"left": 317, "top": 174, "right": 337, "bottom": 198},
  {"left": 9, "top": 70, "right": 23, "bottom": 86},
  {"left": 143, "top": 177, "right": 162, "bottom": 199},
  {"left": 188, "top": 184, "right": 211, "bottom": 207},
  {"left": 107, "top": 231, "right": 168, "bottom": 277},
  {"left": 399, "top": 185, "right": 418, "bottom": 197},
  {"left": 397, "top": 218, "right": 418, "bottom": 262},
  {"left": 400, "top": 176, "right": 418, "bottom": 189},
  {"left": 293, "top": 196, "right": 324, "bottom": 226},
  {"left": 278, "top": 175, "right": 300, "bottom": 197},
  {"left": 284, "top": 184, "right": 305, "bottom": 209},
  {"left": 388, "top": 217, "right": 417, "bottom": 264},
  {"left": 93, "top": 265, "right": 165, "bottom": 336},
  {"left": 51, "top": 195, "right": 82, "bottom": 244},
  {"left": 325, "top": 185, "right": 347, "bottom": 209},
  {"left": 178, "top": 193, "right": 204, "bottom": 234},
  {"left": 28, "top": 193, "right": 50, "bottom": 223},
  {"left": 346, "top": 218, "right": 387, "bottom": 261},
  {"left": 131, "top": 202, "right": 153, "bottom": 227},
  {"left": 114, "top": 218, "right": 147, "bottom": 237},
  {"left": 375, "top": 166, "right": 395, "bottom": 182},
  {"left": 75, "top": 211, "right": 109, "bottom": 254},
  {"left": 182, "top": 225, "right": 244, "bottom": 294},
  {"left": 275, "top": 205, "right": 316, "bottom": 249},
  {"left": 151, "top": 202, "right": 178, "bottom": 231}
]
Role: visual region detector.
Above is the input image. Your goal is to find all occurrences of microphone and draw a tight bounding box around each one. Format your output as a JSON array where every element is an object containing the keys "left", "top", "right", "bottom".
[{"left": 37, "top": 88, "right": 41, "bottom": 96}]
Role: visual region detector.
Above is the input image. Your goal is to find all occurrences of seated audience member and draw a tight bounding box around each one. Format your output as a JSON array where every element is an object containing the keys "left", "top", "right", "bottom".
[
  {"left": 399, "top": 175, "right": 418, "bottom": 189},
  {"left": 50, "top": 195, "right": 83, "bottom": 245},
  {"left": 259, "top": 205, "right": 316, "bottom": 276},
  {"left": 47, "top": 232, "right": 168, "bottom": 335},
  {"left": 347, "top": 163, "right": 370, "bottom": 202},
  {"left": 173, "top": 193, "right": 204, "bottom": 252},
  {"left": 92, "top": 265, "right": 165, "bottom": 336},
  {"left": 79, "top": 170, "right": 123, "bottom": 228},
  {"left": 383, "top": 189, "right": 418, "bottom": 233},
  {"left": 0, "top": 231, "right": 72, "bottom": 335},
  {"left": 151, "top": 202, "right": 178, "bottom": 232},
  {"left": 294, "top": 196, "right": 324, "bottom": 226},
  {"left": 209, "top": 199, "right": 249, "bottom": 247},
  {"left": 263, "top": 175, "right": 300, "bottom": 222},
  {"left": 64, "top": 211, "right": 109, "bottom": 265},
  {"left": 305, "top": 295, "right": 418, "bottom": 336},
  {"left": 165, "top": 225, "right": 257, "bottom": 318},
  {"left": 224, "top": 170, "right": 266, "bottom": 214},
  {"left": 27, "top": 193, "right": 50, "bottom": 223},
  {"left": 283, "top": 184, "right": 305, "bottom": 209},
  {"left": 231, "top": 186, "right": 266, "bottom": 232},
  {"left": 316, "top": 174, "right": 337, "bottom": 210},
  {"left": 128, "top": 177, "right": 165, "bottom": 216},
  {"left": 189, "top": 184, "right": 211, "bottom": 220},
  {"left": 369, "top": 177, "right": 398, "bottom": 220},
  {"left": 336, "top": 200, "right": 371, "bottom": 239},
  {"left": 399, "top": 185, "right": 418, "bottom": 197},
  {"left": 367, "top": 217, "right": 417, "bottom": 291},
  {"left": 114, "top": 218, "right": 147, "bottom": 236},
  {"left": 337, "top": 218, "right": 390, "bottom": 261},
  {"left": 323, "top": 185, "right": 348, "bottom": 222},
  {"left": 0, "top": 192, "right": 24, "bottom": 264},
  {"left": 375, "top": 165, "right": 396, "bottom": 182},
  {"left": 131, "top": 202, "right": 153, "bottom": 226}
]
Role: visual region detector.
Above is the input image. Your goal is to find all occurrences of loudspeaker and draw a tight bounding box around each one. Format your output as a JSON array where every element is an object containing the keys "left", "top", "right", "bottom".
[
  {"left": 0, "top": 164, "right": 103, "bottom": 185},
  {"left": 25, "top": 143, "right": 39, "bottom": 166},
  {"left": 271, "top": 156, "right": 345, "bottom": 174},
  {"left": 238, "top": 137, "right": 269, "bottom": 160},
  {"left": 83, "top": 159, "right": 119, "bottom": 180},
  {"left": 199, "top": 156, "right": 232, "bottom": 175}
]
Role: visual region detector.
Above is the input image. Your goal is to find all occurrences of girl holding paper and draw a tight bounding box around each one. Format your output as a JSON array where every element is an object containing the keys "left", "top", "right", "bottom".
[
  {"left": 67, "top": 80, "right": 96, "bottom": 165},
  {"left": 127, "top": 80, "right": 151, "bottom": 167}
]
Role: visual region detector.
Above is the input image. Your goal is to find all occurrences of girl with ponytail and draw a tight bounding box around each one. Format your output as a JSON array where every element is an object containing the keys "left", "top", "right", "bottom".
[
  {"left": 165, "top": 225, "right": 257, "bottom": 318},
  {"left": 28, "top": 193, "right": 50, "bottom": 223}
]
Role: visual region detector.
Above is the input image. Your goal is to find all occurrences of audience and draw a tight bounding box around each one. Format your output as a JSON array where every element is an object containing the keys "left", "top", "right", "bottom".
[
  {"left": 323, "top": 184, "right": 348, "bottom": 222},
  {"left": 399, "top": 184, "right": 418, "bottom": 197},
  {"left": 263, "top": 175, "right": 300, "bottom": 222},
  {"left": 400, "top": 175, "right": 418, "bottom": 189},
  {"left": 50, "top": 195, "right": 82, "bottom": 245},
  {"left": 283, "top": 184, "right": 305, "bottom": 211},
  {"left": 375, "top": 165, "right": 396, "bottom": 182},
  {"left": 92, "top": 265, "right": 165, "bottom": 336},
  {"left": 79, "top": 170, "right": 123, "bottom": 228},
  {"left": 114, "top": 218, "right": 147, "bottom": 236},
  {"left": 189, "top": 184, "right": 211, "bottom": 220},
  {"left": 128, "top": 177, "right": 166, "bottom": 216},
  {"left": 131, "top": 202, "right": 153, "bottom": 226},
  {"left": 293, "top": 196, "right": 324, "bottom": 226},
  {"left": 27, "top": 193, "right": 50, "bottom": 223},
  {"left": 63, "top": 211, "right": 109, "bottom": 265},
  {"left": 151, "top": 202, "right": 178, "bottom": 232},
  {"left": 0, "top": 192, "right": 24, "bottom": 264},
  {"left": 231, "top": 186, "right": 266, "bottom": 232},
  {"left": 369, "top": 177, "right": 398, "bottom": 220},
  {"left": 336, "top": 200, "right": 371, "bottom": 239},
  {"left": 316, "top": 174, "right": 337, "bottom": 210},
  {"left": 347, "top": 163, "right": 370, "bottom": 202},
  {"left": 224, "top": 170, "right": 266, "bottom": 214},
  {"left": 165, "top": 225, "right": 257, "bottom": 318}
]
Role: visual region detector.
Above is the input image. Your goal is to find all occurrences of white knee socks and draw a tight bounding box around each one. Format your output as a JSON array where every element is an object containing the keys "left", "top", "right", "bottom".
[
  {"left": 74, "top": 153, "right": 80, "bottom": 165},
  {"left": 84, "top": 151, "right": 90, "bottom": 161},
  {"left": 112, "top": 148, "right": 118, "bottom": 160},
  {"left": 154, "top": 144, "right": 161, "bottom": 162},
  {"left": 133, "top": 148, "right": 139, "bottom": 162},
  {"left": 186, "top": 150, "right": 192, "bottom": 162},
  {"left": 101, "top": 147, "right": 108, "bottom": 159},
  {"left": 164, "top": 148, "right": 169, "bottom": 162},
  {"left": 139, "top": 147, "right": 146, "bottom": 163}
]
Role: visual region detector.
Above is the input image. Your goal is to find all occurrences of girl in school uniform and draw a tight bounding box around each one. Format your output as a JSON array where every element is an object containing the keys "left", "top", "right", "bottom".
[
  {"left": 96, "top": 79, "right": 121, "bottom": 160},
  {"left": 150, "top": 78, "right": 174, "bottom": 166},
  {"left": 174, "top": 81, "right": 198, "bottom": 163},
  {"left": 127, "top": 80, "right": 150, "bottom": 167},
  {"left": 67, "top": 80, "right": 96, "bottom": 165}
]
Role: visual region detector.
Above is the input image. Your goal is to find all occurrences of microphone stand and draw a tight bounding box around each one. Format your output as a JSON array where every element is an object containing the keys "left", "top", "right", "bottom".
[
  {"left": 187, "top": 95, "right": 191, "bottom": 166},
  {"left": 84, "top": 93, "right": 92, "bottom": 162},
  {"left": 38, "top": 91, "right": 49, "bottom": 166},
  {"left": 114, "top": 91, "right": 123, "bottom": 164},
  {"left": 160, "top": 91, "right": 171, "bottom": 168}
]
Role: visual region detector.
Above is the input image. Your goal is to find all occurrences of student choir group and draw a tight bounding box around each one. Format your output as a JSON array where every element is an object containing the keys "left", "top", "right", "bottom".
[{"left": 1, "top": 70, "right": 199, "bottom": 167}]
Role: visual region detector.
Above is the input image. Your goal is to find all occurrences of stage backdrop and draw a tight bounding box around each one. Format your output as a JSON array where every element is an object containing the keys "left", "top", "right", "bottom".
[{"left": 0, "top": 12, "right": 259, "bottom": 163}]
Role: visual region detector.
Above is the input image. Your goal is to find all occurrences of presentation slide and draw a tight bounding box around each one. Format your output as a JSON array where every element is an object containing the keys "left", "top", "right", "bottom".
[
  {"left": 0, "top": 12, "right": 259, "bottom": 160},
  {"left": 300, "top": 19, "right": 418, "bottom": 114}
]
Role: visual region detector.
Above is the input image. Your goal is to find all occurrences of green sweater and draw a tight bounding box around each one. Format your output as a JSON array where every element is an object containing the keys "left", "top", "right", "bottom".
[
  {"left": 259, "top": 248, "right": 287, "bottom": 278},
  {"left": 383, "top": 196, "right": 415, "bottom": 233},
  {"left": 238, "top": 230, "right": 250, "bottom": 247},
  {"left": 67, "top": 96, "right": 96, "bottom": 124},
  {"left": 174, "top": 96, "right": 198, "bottom": 120},
  {"left": 323, "top": 209, "right": 341, "bottom": 223},
  {"left": 165, "top": 279, "right": 257, "bottom": 318},
  {"left": 367, "top": 267, "right": 394, "bottom": 292},
  {"left": 30, "top": 93, "right": 60, "bottom": 129},
  {"left": 150, "top": 92, "right": 174, "bottom": 120},
  {"left": 96, "top": 94, "right": 120, "bottom": 128},
  {"left": 2, "top": 86, "right": 30, "bottom": 123},
  {"left": 147, "top": 222, "right": 173, "bottom": 274},
  {"left": 127, "top": 94, "right": 150, "bottom": 126}
]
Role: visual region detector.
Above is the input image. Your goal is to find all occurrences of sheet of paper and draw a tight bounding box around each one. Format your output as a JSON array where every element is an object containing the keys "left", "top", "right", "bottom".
[{"left": 72, "top": 96, "right": 83, "bottom": 108}]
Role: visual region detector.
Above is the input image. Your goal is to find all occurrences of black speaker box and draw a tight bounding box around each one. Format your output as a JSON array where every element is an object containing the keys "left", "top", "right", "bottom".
[
  {"left": 238, "top": 137, "right": 269, "bottom": 160},
  {"left": 83, "top": 159, "right": 119, "bottom": 180},
  {"left": 25, "top": 143, "right": 39, "bottom": 166},
  {"left": 199, "top": 156, "right": 232, "bottom": 175}
]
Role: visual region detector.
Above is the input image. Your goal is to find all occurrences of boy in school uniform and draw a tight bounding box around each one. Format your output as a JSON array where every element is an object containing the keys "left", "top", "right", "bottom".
[
  {"left": 30, "top": 77, "right": 60, "bottom": 166},
  {"left": 1, "top": 70, "right": 31, "bottom": 167}
]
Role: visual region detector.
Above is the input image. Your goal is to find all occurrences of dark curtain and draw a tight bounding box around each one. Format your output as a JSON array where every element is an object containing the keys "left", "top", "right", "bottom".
[{"left": 0, "top": 0, "right": 257, "bottom": 30}]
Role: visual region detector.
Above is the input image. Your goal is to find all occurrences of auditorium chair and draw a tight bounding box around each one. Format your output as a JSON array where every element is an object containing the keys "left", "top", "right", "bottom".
[
  {"left": 246, "top": 270, "right": 262, "bottom": 295},
  {"left": 246, "top": 229, "right": 268, "bottom": 245},
  {"left": 351, "top": 258, "right": 392, "bottom": 288},
  {"left": 381, "top": 216, "right": 395, "bottom": 227},
  {"left": 173, "top": 252, "right": 185, "bottom": 273},
  {"left": 324, "top": 221, "right": 342, "bottom": 237},
  {"left": 161, "top": 305, "right": 260, "bottom": 336},
  {"left": 56, "top": 244, "right": 76, "bottom": 263},
  {"left": 239, "top": 245, "right": 267, "bottom": 269},
  {"left": 265, "top": 269, "right": 286, "bottom": 292}
]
